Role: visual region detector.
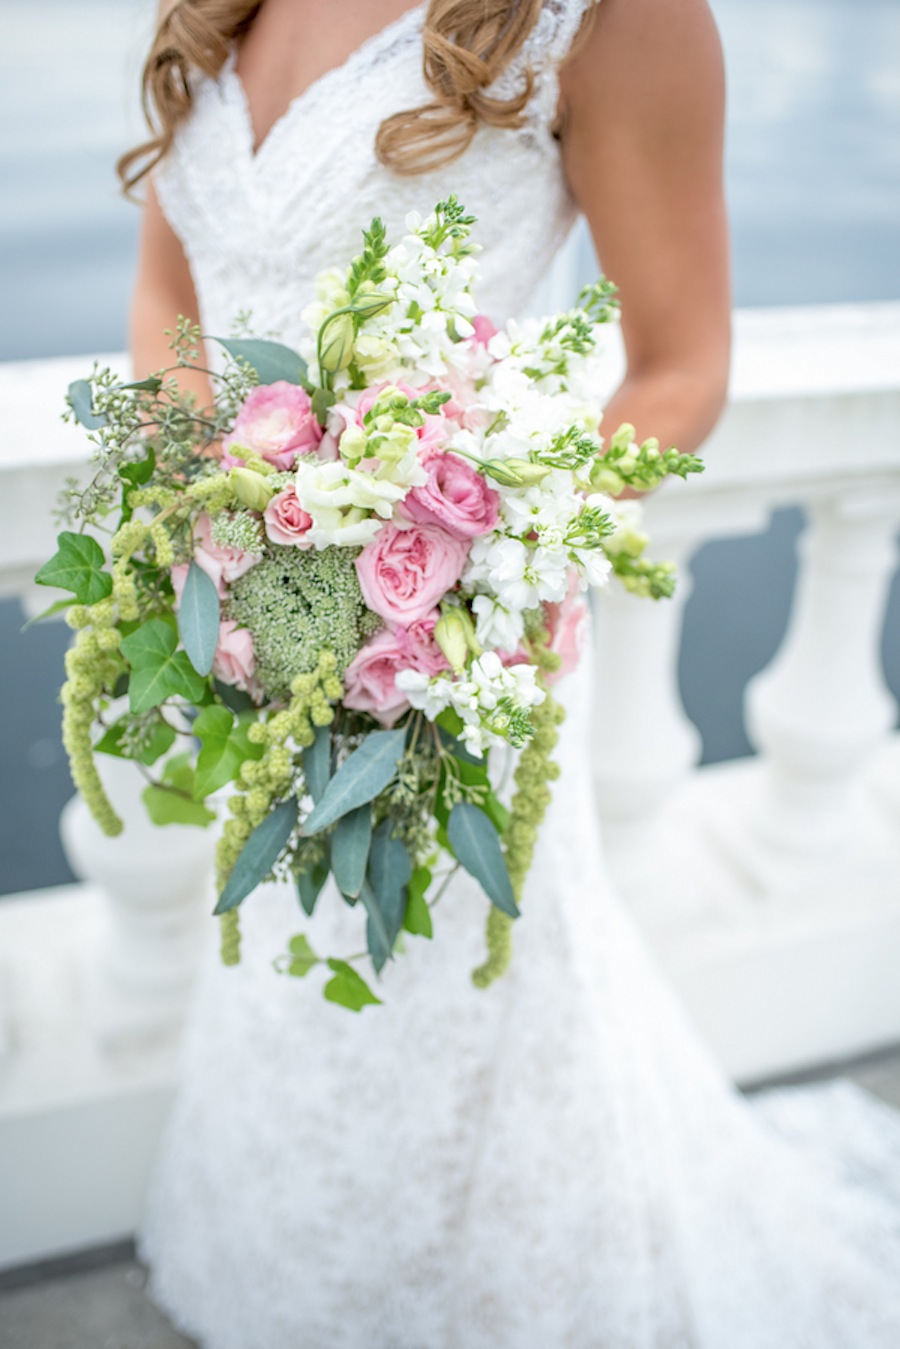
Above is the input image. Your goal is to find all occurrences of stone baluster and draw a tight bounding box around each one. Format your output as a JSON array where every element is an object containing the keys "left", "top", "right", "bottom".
[
  {"left": 590, "top": 491, "right": 772, "bottom": 921},
  {"left": 59, "top": 744, "right": 217, "bottom": 1049},
  {"left": 745, "top": 489, "right": 900, "bottom": 855}
]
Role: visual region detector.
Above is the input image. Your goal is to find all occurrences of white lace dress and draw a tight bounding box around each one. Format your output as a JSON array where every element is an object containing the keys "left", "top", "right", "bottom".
[{"left": 140, "top": 3, "right": 900, "bottom": 1345}]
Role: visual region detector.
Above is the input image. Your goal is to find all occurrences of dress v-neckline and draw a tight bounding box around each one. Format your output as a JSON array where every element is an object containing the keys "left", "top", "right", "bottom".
[{"left": 224, "top": 2, "right": 427, "bottom": 164}]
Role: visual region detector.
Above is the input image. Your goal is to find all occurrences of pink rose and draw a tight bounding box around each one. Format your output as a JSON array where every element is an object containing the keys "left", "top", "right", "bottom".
[
  {"left": 263, "top": 485, "right": 314, "bottom": 548},
  {"left": 355, "top": 523, "right": 469, "bottom": 626},
  {"left": 170, "top": 512, "right": 260, "bottom": 601},
  {"left": 213, "top": 619, "right": 260, "bottom": 698},
  {"left": 224, "top": 382, "right": 323, "bottom": 470},
  {"left": 543, "top": 580, "right": 589, "bottom": 686},
  {"left": 402, "top": 447, "right": 500, "bottom": 540},
  {"left": 343, "top": 610, "right": 449, "bottom": 725}
]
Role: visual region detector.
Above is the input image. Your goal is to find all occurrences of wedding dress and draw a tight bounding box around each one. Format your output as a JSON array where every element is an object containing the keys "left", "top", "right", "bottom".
[{"left": 140, "top": 2, "right": 900, "bottom": 1345}]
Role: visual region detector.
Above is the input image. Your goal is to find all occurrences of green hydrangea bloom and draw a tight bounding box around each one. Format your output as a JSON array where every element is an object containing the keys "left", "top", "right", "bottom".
[{"left": 226, "top": 547, "right": 380, "bottom": 701}]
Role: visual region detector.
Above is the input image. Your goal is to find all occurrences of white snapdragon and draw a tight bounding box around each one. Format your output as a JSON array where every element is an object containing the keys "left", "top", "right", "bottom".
[{"left": 295, "top": 458, "right": 404, "bottom": 548}]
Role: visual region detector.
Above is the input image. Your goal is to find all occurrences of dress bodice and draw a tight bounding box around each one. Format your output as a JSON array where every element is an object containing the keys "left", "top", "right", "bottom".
[{"left": 154, "top": 0, "right": 598, "bottom": 347}]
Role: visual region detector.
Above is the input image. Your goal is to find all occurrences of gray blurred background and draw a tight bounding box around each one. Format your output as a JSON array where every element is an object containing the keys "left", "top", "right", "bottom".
[{"left": 1, "top": 0, "right": 899, "bottom": 895}]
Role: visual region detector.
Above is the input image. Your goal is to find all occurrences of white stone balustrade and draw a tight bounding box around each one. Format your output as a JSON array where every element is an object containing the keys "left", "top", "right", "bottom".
[{"left": 0, "top": 303, "right": 898, "bottom": 1268}]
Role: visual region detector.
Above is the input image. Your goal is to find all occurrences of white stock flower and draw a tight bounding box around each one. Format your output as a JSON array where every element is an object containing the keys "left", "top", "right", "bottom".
[{"left": 471, "top": 594, "right": 525, "bottom": 652}]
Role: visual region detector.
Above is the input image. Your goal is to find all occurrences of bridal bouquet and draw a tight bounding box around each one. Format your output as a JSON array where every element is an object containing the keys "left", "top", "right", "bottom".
[{"left": 36, "top": 198, "right": 702, "bottom": 1009}]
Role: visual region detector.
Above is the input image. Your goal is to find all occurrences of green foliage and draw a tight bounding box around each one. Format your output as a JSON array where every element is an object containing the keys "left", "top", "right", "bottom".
[
  {"left": 304, "top": 728, "right": 407, "bottom": 835},
  {"left": 211, "top": 337, "right": 310, "bottom": 388},
  {"left": 287, "top": 933, "right": 319, "bottom": 977},
  {"left": 193, "top": 705, "right": 264, "bottom": 798},
  {"left": 332, "top": 804, "right": 372, "bottom": 900},
  {"left": 448, "top": 801, "right": 518, "bottom": 918},
  {"left": 214, "top": 797, "right": 299, "bottom": 914},
  {"left": 303, "top": 724, "right": 332, "bottom": 803},
  {"left": 347, "top": 217, "right": 389, "bottom": 297},
  {"left": 35, "top": 532, "right": 112, "bottom": 605},
  {"left": 177, "top": 562, "right": 221, "bottom": 677},
  {"left": 323, "top": 959, "right": 382, "bottom": 1011},
  {"left": 364, "top": 820, "right": 411, "bottom": 971},
  {"left": 296, "top": 859, "right": 330, "bottom": 916},
  {"left": 67, "top": 378, "right": 108, "bottom": 430},
  {"left": 143, "top": 754, "right": 215, "bottom": 827},
  {"left": 403, "top": 866, "right": 433, "bottom": 939},
  {"left": 94, "top": 713, "right": 176, "bottom": 767},
  {"left": 120, "top": 619, "right": 208, "bottom": 714}
]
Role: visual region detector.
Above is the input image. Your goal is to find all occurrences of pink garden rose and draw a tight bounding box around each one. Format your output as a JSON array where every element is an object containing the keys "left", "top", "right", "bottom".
[
  {"left": 212, "top": 619, "right": 260, "bottom": 697},
  {"left": 170, "top": 512, "right": 260, "bottom": 601},
  {"left": 355, "top": 523, "right": 469, "bottom": 627},
  {"left": 343, "top": 610, "right": 449, "bottom": 725},
  {"left": 402, "top": 446, "right": 500, "bottom": 540},
  {"left": 543, "top": 580, "right": 589, "bottom": 686},
  {"left": 263, "top": 485, "right": 314, "bottom": 547},
  {"left": 224, "top": 381, "right": 322, "bottom": 470}
]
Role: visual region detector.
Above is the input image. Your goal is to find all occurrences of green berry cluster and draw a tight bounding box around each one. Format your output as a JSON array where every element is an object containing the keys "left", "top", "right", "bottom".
[
  {"left": 61, "top": 599, "right": 125, "bottom": 837},
  {"left": 471, "top": 641, "right": 565, "bottom": 989}
]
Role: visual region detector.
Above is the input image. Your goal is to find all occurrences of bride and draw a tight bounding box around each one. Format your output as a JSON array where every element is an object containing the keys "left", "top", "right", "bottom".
[{"left": 123, "top": 1, "right": 900, "bottom": 1345}]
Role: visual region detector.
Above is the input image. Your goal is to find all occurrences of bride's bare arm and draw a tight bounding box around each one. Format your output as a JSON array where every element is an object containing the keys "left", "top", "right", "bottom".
[
  {"left": 557, "top": 0, "right": 731, "bottom": 459},
  {"left": 130, "top": 179, "right": 215, "bottom": 409}
]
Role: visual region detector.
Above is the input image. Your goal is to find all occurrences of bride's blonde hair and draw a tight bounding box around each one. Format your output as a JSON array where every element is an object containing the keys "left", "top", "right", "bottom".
[{"left": 116, "top": 0, "right": 550, "bottom": 192}]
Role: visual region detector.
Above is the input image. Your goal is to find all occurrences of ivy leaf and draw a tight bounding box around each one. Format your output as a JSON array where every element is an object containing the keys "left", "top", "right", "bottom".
[
  {"left": 120, "top": 619, "right": 208, "bottom": 714},
  {"left": 214, "top": 797, "right": 299, "bottom": 914},
  {"left": 142, "top": 754, "right": 215, "bottom": 827},
  {"left": 35, "top": 531, "right": 112, "bottom": 605},
  {"left": 331, "top": 804, "right": 372, "bottom": 899},
  {"left": 447, "top": 801, "right": 518, "bottom": 918},
  {"left": 303, "top": 723, "right": 332, "bottom": 804},
  {"left": 323, "top": 958, "right": 382, "bottom": 1012},
  {"left": 403, "top": 866, "right": 433, "bottom": 939},
  {"left": 303, "top": 728, "right": 406, "bottom": 835},
  {"left": 177, "top": 562, "right": 221, "bottom": 677},
  {"left": 119, "top": 445, "right": 156, "bottom": 487},
  {"left": 95, "top": 715, "right": 176, "bottom": 767},
  {"left": 211, "top": 337, "right": 309, "bottom": 388},
  {"left": 287, "top": 933, "right": 318, "bottom": 977},
  {"left": 213, "top": 678, "right": 255, "bottom": 714},
  {"left": 296, "top": 859, "right": 330, "bottom": 916},
  {"left": 67, "top": 378, "right": 107, "bottom": 429},
  {"left": 193, "top": 705, "right": 263, "bottom": 798}
]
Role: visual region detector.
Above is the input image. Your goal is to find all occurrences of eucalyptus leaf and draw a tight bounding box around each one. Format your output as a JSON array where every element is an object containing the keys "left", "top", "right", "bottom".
[
  {"left": 67, "top": 378, "right": 107, "bottom": 430},
  {"left": 447, "top": 801, "right": 518, "bottom": 918},
  {"left": 35, "top": 532, "right": 112, "bottom": 605},
  {"left": 363, "top": 822, "right": 411, "bottom": 972},
  {"left": 323, "top": 959, "right": 382, "bottom": 1012},
  {"left": 120, "top": 619, "right": 207, "bottom": 714},
  {"left": 331, "top": 804, "right": 372, "bottom": 899},
  {"left": 303, "top": 724, "right": 332, "bottom": 804},
  {"left": 214, "top": 797, "right": 298, "bottom": 914},
  {"left": 178, "top": 562, "right": 221, "bottom": 677},
  {"left": 21, "top": 597, "right": 73, "bottom": 629},
  {"left": 303, "top": 728, "right": 406, "bottom": 835},
  {"left": 212, "top": 337, "right": 309, "bottom": 388},
  {"left": 296, "top": 859, "right": 330, "bottom": 916}
]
